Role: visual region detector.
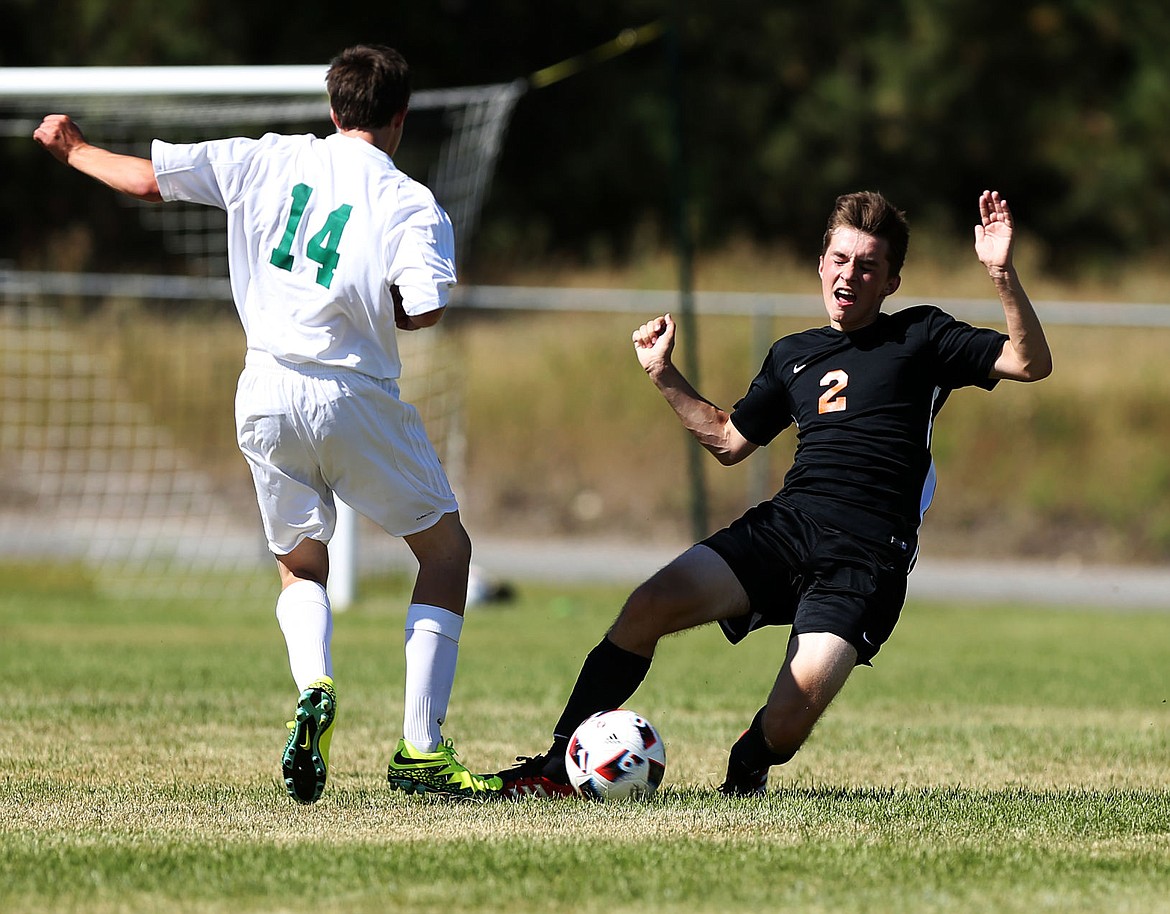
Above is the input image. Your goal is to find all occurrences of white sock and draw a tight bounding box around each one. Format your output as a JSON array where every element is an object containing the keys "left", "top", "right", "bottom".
[
  {"left": 276, "top": 580, "right": 333, "bottom": 693},
  {"left": 403, "top": 603, "right": 464, "bottom": 752}
]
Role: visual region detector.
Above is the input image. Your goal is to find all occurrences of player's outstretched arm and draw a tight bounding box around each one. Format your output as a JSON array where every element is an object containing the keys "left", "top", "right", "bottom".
[
  {"left": 976, "top": 190, "right": 1052, "bottom": 382},
  {"left": 34, "top": 114, "right": 162, "bottom": 203},
  {"left": 633, "top": 313, "right": 757, "bottom": 465}
]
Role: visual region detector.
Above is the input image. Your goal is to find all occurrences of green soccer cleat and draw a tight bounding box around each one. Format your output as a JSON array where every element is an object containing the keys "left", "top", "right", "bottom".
[
  {"left": 281, "top": 676, "right": 336, "bottom": 804},
  {"left": 386, "top": 737, "right": 503, "bottom": 800}
]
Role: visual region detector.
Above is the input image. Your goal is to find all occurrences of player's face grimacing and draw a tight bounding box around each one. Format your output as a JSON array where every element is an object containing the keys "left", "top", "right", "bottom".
[{"left": 818, "top": 227, "right": 901, "bottom": 332}]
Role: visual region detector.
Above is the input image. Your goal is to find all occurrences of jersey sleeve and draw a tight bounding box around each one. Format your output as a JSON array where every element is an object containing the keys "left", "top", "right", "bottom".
[
  {"left": 386, "top": 183, "right": 457, "bottom": 316},
  {"left": 729, "top": 344, "right": 795, "bottom": 446},
  {"left": 151, "top": 136, "right": 263, "bottom": 210},
  {"left": 922, "top": 306, "right": 1008, "bottom": 390}
]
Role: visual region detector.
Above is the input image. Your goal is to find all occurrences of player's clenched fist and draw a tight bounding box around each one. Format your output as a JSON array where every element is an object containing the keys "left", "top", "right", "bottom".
[
  {"left": 33, "top": 114, "right": 88, "bottom": 164},
  {"left": 632, "top": 313, "right": 676, "bottom": 375}
]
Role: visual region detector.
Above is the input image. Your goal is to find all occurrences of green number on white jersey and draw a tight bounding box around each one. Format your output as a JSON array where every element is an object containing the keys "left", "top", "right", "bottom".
[
  {"left": 269, "top": 183, "right": 353, "bottom": 289},
  {"left": 305, "top": 203, "right": 352, "bottom": 288},
  {"left": 269, "top": 183, "right": 311, "bottom": 272}
]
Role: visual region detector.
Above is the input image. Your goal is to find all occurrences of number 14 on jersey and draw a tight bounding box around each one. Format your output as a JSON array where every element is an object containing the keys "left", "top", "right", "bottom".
[{"left": 270, "top": 183, "right": 353, "bottom": 289}]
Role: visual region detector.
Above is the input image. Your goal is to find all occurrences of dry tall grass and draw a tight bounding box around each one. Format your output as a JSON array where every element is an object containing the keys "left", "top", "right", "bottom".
[{"left": 27, "top": 242, "right": 1170, "bottom": 565}]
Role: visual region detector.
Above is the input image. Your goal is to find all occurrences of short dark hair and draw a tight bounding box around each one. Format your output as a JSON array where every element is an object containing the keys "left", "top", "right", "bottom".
[
  {"left": 822, "top": 191, "right": 910, "bottom": 276},
  {"left": 326, "top": 45, "right": 411, "bottom": 130}
]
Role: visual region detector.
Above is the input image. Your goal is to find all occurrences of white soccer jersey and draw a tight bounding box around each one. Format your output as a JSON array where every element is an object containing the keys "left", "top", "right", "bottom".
[{"left": 152, "top": 132, "right": 456, "bottom": 380}]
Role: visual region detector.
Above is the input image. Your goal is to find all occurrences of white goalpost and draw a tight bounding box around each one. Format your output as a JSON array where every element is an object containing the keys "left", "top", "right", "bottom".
[{"left": 0, "top": 66, "right": 524, "bottom": 605}]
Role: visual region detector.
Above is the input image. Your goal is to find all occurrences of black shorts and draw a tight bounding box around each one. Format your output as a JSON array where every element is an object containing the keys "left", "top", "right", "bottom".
[{"left": 701, "top": 498, "right": 914, "bottom": 665}]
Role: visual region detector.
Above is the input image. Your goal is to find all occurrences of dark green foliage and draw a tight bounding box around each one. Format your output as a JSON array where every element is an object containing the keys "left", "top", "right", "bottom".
[{"left": 7, "top": 1, "right": 1170, "bottom": 273}]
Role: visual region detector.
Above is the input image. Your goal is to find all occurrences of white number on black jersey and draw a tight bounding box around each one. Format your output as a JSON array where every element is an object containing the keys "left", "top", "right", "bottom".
[{"left": 818, "top": 369, "right": 849, "bottom": 414}]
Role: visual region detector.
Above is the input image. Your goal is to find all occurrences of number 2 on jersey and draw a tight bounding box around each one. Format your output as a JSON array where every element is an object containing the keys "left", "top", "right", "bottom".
[
  {"left": 818, "top": 369, "right": 849, "bottom": 414},
  {"left": 269, "top": 183, "right": 353, "bottom": 288}
]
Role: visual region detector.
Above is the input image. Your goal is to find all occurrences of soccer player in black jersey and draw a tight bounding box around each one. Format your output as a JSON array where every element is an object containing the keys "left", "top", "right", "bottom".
[{"left": 498, "top": 189, "right": 1052, "bottom": 798}]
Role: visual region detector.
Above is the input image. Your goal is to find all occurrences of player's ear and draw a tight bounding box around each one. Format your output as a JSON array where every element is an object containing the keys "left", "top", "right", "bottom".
[
  {"left": 884, "top": 274, "right": 901, "bottom": 296},
  {"left": 329, "top": 108, "right": 341, "bottom": 130}
]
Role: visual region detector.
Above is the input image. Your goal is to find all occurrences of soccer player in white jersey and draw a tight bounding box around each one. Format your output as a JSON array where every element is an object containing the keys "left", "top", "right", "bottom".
[{"left": 34, "top": 44, "right": 502, "bottom": 802}]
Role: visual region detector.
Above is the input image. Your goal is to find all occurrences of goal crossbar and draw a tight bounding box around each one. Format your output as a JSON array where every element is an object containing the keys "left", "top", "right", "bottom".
[
  {"left": 0, "top": 65, "right": 332, "bottom": 96},
  {"left": 0, "top": 67, "right": 525, "bottom": 138}
]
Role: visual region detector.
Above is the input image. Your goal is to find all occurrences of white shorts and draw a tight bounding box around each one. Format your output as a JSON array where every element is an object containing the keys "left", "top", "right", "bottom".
[{"left": 235, "top": 351, "right": 458, "bottom": 555}]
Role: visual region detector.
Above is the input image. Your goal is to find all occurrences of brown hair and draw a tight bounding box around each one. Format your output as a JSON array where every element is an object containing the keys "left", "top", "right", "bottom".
[
  {"left": 325, "top": 45, "right": 411, "bottom": 130},
  {"left": 822, "top": 191, "right": 910, "bottom": 276}
]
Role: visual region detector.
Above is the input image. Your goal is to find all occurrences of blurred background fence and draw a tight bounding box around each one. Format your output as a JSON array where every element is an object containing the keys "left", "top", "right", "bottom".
[
  {"left": 7, "top": 4, "right": 1170, "bottom": 597},
  {"left": 5, "top": 267, "right": 1170, "bottom": 599}
]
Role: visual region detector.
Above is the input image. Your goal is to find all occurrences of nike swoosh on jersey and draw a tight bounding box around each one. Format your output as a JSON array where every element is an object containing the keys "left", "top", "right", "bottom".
[{"left": 792, "top": 363, "right": 808, "bottom": 374}]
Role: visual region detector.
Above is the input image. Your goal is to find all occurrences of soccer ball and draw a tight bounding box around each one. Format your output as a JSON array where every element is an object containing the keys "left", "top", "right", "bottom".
[{"left": 564, "top": 709, "right": 666, "bottom": 800}]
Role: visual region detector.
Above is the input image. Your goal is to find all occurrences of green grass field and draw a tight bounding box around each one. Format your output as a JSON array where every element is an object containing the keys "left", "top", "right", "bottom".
[{"left": 1, "top": 565, "right": 1167, "bottom": 913}]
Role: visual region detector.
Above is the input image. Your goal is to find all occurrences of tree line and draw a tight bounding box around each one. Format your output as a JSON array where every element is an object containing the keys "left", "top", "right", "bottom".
[{"left": 5, "top": 0, "right": 1170, "bottom": 276}]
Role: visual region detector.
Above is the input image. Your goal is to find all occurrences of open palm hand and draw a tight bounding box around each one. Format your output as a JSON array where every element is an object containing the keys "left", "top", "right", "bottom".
[{"left": 974, "top": 190, "right": 1014, "bottom": 272}]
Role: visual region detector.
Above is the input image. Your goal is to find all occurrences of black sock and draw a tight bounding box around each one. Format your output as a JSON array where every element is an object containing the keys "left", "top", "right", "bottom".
[
  {"left": 551, "top": 637, "right": 653, "bottom": 747},
  {"left": 728, "top": 706, "right": 795, "bottom": 774}
]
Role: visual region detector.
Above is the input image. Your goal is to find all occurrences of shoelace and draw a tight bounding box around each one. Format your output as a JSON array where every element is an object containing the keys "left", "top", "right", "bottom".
[{"left": 434, "top": 740, "right": 500, "bottom": 788}]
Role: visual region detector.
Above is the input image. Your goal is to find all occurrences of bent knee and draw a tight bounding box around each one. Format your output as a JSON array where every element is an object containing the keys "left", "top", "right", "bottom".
[
  {"left": 624, "top": 575, "right": 675, "bottom": 618},
  {"left": 409, "top": 513, "right": 471, "bottom": 562},
  {"left": 278, "top": 538, "right": 329, "bottom": 587},
  {"left": 429, "top": 528, "right": 472, "bottom": 571},
  {"left": 446, "top": 522, "right": 473, "bottom": 564},
  {"left": 617, "top": 575, "right": 694, "bottom": 635}
]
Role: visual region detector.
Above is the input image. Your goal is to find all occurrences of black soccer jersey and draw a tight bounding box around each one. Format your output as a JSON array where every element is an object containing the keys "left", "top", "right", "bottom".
[{"left": 730, "top": 305, "right": 1007, "bottom": 539}]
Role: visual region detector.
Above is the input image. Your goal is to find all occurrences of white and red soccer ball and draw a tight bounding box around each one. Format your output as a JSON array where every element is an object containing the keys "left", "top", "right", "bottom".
[{"left": 564, "top": 709, "right": 666, "bottom": 800}]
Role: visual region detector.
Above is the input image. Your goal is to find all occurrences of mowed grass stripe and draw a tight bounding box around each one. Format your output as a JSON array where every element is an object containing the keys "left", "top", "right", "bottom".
[{"left": 1, "top": 566, "right": 1167, "bottom": 913}]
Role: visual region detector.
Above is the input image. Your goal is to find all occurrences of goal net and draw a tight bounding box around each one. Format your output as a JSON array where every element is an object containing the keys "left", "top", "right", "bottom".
[{"left": 0, "top": 67, "right": 524, "bottom": 600}]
